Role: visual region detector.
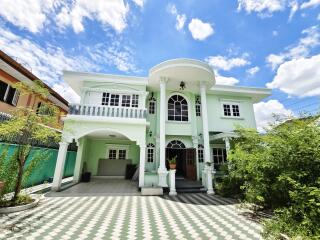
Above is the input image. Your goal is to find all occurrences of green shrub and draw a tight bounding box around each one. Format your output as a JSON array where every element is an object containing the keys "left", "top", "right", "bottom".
[{"left": 217, "top": 116, "right": 320, "bottom": 238}]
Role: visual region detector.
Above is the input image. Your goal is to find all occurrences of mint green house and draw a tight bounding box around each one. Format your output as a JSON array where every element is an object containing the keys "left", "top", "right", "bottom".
[{"left": 52, "top": 59, "right": 271, "bottom": 194}]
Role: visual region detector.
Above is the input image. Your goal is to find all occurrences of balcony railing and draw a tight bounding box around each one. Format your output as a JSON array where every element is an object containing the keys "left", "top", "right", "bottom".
[{"left": 69, "top": 104, "right": 147, "bottom": 119}]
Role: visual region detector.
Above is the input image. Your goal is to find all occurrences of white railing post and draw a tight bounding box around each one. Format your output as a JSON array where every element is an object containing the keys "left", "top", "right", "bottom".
[{"left": 169, "top": 169, "right": 177, "bottom": 196}]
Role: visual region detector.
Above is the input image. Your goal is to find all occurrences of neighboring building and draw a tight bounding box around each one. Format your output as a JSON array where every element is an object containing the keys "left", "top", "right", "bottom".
[
  {"left": 52, "top": 59, "right": 271, "bottom": 194},
  {"left": 0, "top": 50, "right": 68, "bottom": 126}
]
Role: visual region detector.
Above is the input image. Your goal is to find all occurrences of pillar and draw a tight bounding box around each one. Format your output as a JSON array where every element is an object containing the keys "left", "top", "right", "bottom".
[
  {"left": 139, "top": 144, "right": 146, "bottom": 187},
  {"left": 52, "top": 142, "right": 69, "bottom": 191},
  {"left": 169, "top": 169, "right": 177, "bottom": 195},
  {"left": 158, "top": 77, "right": 168, "bottom": 187},
  {"left": 73, "top": 138, "right": 84, "bottom": 183},
  {"left": 192, "top": 136, "right": 200, "bottom": 180},
  {"left": 200, "top": 83, "right": 214, "bottom": 194}
]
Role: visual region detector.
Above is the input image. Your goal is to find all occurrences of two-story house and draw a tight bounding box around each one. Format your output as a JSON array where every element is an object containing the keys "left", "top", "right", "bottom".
[{"left": 52, "top": 59, "right": 271, "bottom": 194}]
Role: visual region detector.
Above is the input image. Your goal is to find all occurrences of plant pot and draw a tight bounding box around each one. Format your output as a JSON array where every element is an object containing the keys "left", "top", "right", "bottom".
[
  {"left": 0, "top": 181, "right": 5, "bottom": 192},
  {"left": 169, "top": 164, "right": 176, "bottom": 170}
]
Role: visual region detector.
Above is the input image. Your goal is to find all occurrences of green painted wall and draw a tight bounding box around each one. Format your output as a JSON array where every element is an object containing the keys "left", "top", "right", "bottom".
[
  {"left": 0, "top": 143, "right": 76, "bottom": 188},
  {"left": 83, "top": 138, "right": 140, "bottom": 175}
]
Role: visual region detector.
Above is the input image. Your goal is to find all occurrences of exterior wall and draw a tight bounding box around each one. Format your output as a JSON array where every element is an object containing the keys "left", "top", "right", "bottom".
[
  {"left": 206, "top": 94, "right": 257, "bottom": 132},
  {"left": 83, "top": 138, "right": 139, "bottom": 175}
]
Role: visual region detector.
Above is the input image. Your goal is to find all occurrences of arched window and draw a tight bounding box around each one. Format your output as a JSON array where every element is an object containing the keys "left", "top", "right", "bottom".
[
  {"left": 147, "top": 143, "right": 155, "bottom": 162},
  {"left": 195, "top": 96, "right": 201, "bottom": 117},
  {"left": 149, "top": 101, "right": 156, "bottom": 114},
  {"left": 167, "top": 140, "right": 186, "bottom": 149},
  {"left": 168, "top": 95, "right": 188, "bottom": 121},
  {"left": 198, "top": 144, "right": 204, "bottom": 162}
]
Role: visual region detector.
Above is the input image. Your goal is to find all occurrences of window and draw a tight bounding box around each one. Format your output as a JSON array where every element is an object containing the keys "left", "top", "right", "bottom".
[
  {"left": 118, "top": 150, "right": 127, "bottom": 160},
  {"left": 121, "top": 95, "right": 131, "bottom": 107},
  {"left": 232, "top": 105, "right": 240, "bottom": 117},
  {"left": 0, "top": 81, "right": 19, "bottom": 106},
  {"left": 108, "top": 149, "right": 117, "bottom": 159},
  {"left": 106, "top": 145, "right": 129, "bottom": 159},
  {"left": 147, "top": 143, "right": 155, "bottom": 163},
  {"left": 195, "top": 97, "right": 201, "bottom": 117},
  {"left": 223, "top": 103, "right": 241, "bottom": 117},
  {"left": 132, "top": 94, "right": 139, "bottom": 108},
  {"left": 110, "top": 94, "right": 120, "bottom": 106},
  {"left": 149, "top": 101, "right": 155, "bottom": 114},
  {"left": 168, "top": 95, "right": 188, "bottom": 121},
  {"left": 167, "top": 140, "right": 186, "bottom": 149},
  {"left": 212, "top": 148, "right": 227, "bottom": 166},
  {"left": 198, "top": 144, "right": 204, "bottom": 162},
  {"left": 223, "top": 104, "right": 231, "bottom": 116},
  {"left": 102, "top": 92, "right": 110, "bottom": 105}
]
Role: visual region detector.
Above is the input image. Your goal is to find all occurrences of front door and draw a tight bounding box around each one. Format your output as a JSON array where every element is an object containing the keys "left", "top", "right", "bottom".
[{"left": 186, "top": 148, "right": 197, "bottom": 180}]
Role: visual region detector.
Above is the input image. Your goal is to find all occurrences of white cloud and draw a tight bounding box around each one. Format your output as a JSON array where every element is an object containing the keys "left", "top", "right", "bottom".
[
  {"left": 215, "top": 74, "right": 240, "bottom": 86},
  {"left": 56, "top": 0, "right": 129, "bottom": 33},
  {"left": 167, "top": 3, "right": 186, "bottom": 31},
  {"left": 266, "top": 54, "right": 320, "bottom": 97},
  {"left": 246, "top": 66, "right": 260, "bottom": 76},
  {"left": 188, "top": 18, "right": 214, "bottom": 41},
  {"left": 206, "top": 54, "right": 250, "bottom": 71},
  {"left": 131, "top": 0, "right": 145, "bottom": 8},
  {"left": 237, "top": 0, "right": 287, "bottom": 17},
  {"left": 0, "top": 27, "right": 138, "bottom": 102},
  {"left": 266, "top": 25, "right": 320, "bottom": 69},
  {"left": 0, "top": 0, "right": 60, "bottom": 33},
  {"left": 288, "top": 0, "right": 299, "bottom": 21},
  {"left": 300, "top": 0, "right": 320, "bottom": 9},
  {"left": 254, "top": 99, "right": 293, "bottom": 132},
  {"left": 273, "top": 30, "right": 279, "bottom": 36}
]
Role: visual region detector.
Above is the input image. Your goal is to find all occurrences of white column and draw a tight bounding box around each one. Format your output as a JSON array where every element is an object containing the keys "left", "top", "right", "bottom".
[
  {"left": 158, "top": 77, "right": 168, "bottom": 187},
  {"left": 223, "top": 137, "right": 231, "bottom": 151},
  {"left": 73, "top": 139, "right": 84, "bottom": 183},
  {"left": 192, "top": 136, "right": 200, "bottom": 180},
  {"left": 169, "top": 169, "right": 177, "bottom": 195},
  {"left": 139, "top": 145, "right": 146, "bottom": 187},
  {"left": 52, "top": 142, "right": 69, "bottom": 191},
  {"left": 200, "top": 83, "right": 214, "bottom": 194}
]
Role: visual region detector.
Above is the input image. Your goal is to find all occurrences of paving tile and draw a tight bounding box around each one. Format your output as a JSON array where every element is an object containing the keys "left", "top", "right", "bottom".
[{"left": 0, "top": 194, "right": 262, "bottom": 240}]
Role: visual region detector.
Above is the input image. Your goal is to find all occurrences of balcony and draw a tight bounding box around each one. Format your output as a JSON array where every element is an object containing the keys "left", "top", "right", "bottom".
[{"left": 69, "top": 104, "right": 147, "bottom": 119}]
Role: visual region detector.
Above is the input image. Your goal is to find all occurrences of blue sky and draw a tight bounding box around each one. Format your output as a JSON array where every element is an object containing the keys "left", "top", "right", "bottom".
[{"left": 0, "top": 0, "right": 319, "bottom": 130}]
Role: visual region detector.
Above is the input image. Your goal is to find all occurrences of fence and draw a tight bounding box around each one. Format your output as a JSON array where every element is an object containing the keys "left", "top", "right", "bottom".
[{"left": 0, "top": 143, "right": 77, "bottom": 188}]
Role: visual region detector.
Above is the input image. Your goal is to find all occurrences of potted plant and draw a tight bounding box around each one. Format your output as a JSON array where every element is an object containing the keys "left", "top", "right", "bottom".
[{"left": 168, "top": 156, "right": 177, "bottom": 170}]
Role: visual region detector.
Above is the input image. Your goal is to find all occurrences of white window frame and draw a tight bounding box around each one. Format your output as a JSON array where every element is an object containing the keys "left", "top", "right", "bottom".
[
  {"left": 167, "top": 94, "right": 189, "bottom": 122},
  {"left": 101, "top": 92, "right": 139, "bottom": 108},
  {"left": 220, "top": 101, "right": 242, "bottom": 118},
  {"left": 106, "top": 144, "right": 130, "bottom": 159},
  {"left": 198, "top": 144, "right": 204, "bottom": 163},
  {"left": 149, "top": 100, "right": 156, "bottom": 114},
  {"left": 147, "top": 143, "right": 155, "bottom": 163},
  {"left": 212, "top": 147, "right": 227, "bottom": 165}
]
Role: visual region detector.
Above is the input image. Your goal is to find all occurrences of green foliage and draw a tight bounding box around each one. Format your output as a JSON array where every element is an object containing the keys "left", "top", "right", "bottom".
[
  {"left": 0, "top": 145, "right": 18, "bottom": 197},
  {"left": 168, "top": 156, "right": 177, "bottom": 164},
  {"left": 0, "top": 80, "right": 61, "bottom": 203},
  {"left": 218, "top": 116, "right": 320, "bottom": 238},
  {"left": 0, "top": 194, "right": 33, "bottom": 207}
]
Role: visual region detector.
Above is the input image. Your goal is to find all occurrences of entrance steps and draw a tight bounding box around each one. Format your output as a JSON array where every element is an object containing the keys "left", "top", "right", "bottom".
[{"left": 176, "top": 179, "right": 206, "bottom": 193}]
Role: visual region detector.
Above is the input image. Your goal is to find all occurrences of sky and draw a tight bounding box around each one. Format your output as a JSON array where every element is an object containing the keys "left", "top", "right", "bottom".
[{"left": 0, "top": 0, "right": 319, "bottom": 131}]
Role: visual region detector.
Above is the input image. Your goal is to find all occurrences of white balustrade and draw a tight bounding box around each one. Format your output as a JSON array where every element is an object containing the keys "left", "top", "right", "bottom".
[{"left": 69, "top": 104, "right": 147, "bottom": 119}]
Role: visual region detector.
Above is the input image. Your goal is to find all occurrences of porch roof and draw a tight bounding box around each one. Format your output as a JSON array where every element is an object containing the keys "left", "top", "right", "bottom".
[{"left": 210, "top": 132, "right": 238, "bottom": 141}]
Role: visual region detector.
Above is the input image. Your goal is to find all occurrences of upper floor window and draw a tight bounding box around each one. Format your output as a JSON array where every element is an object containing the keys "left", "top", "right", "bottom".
[
  {"left": 148, "top": 92, "right": 156, "bottom": 114},
  {"left": 195, "top": 96, "right": 201, "bottom": 117},
  {"left": 168, "top": 95, "right": 188, "bottom": 122},
  {"left": 101, "top": 92, "right": 139, "bottom": 108},
  {"left": 198, "top": 144, "right": 204, "bottom": 162},
  {"left": 0, "top": 81, "right": 19, "bottom": 106},
  {"left": 147, "top": 143, "right": 155, "bottom": 163},
  {"left": 223, "top": 103, "right": 240, "bottom": 117}
]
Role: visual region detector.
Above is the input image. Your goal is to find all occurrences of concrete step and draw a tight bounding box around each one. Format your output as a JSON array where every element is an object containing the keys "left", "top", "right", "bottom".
[{"left": 176, "top": 188, "right": 207, "bottom": 193}]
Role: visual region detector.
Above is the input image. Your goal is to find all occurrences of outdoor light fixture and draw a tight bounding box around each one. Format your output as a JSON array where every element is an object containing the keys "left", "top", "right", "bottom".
[
  {"left": 180, "top": 81, "right": 186, "bottom": 90},
  {"left": 149, "top": 130, "right": 153, "bottom": 137}
]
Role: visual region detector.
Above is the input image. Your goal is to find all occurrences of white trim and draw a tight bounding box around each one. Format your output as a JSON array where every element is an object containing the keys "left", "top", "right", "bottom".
[{"left": 220, "top": 101, "right": 242, "bottom": 118}]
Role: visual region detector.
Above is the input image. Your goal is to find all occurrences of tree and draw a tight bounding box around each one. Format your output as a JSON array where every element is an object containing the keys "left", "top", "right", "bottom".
[
  {"left": 216, "top": 115, "right": 320, "bottom": 238},
  {"left": 0, "top": 81, "right": 60, "bottom": 203}
]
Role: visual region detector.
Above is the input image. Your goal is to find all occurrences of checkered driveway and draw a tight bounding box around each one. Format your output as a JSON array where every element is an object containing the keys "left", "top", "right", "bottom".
[{"left": 0, "top": 194, "right": 262, "bottom": 240}]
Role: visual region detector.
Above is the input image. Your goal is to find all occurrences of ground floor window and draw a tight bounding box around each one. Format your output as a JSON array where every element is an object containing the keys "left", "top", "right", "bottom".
[
  {"left": 212, "top": 148, "right": 227, "bottom": 166},
  {"left": 198, "top": 144, "right": 204, "bottom": 162},
  {"left": 106, "top": 145, "right": 129, "bottom": 160},
  {"left": 147, "top": 143, "right": 155, "bottom": 162}
]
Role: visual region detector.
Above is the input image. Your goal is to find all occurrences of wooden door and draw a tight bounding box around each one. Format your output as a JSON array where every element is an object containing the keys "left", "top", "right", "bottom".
[{"left": 185, "top": 148, "right": 197, "bottom": 180}]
